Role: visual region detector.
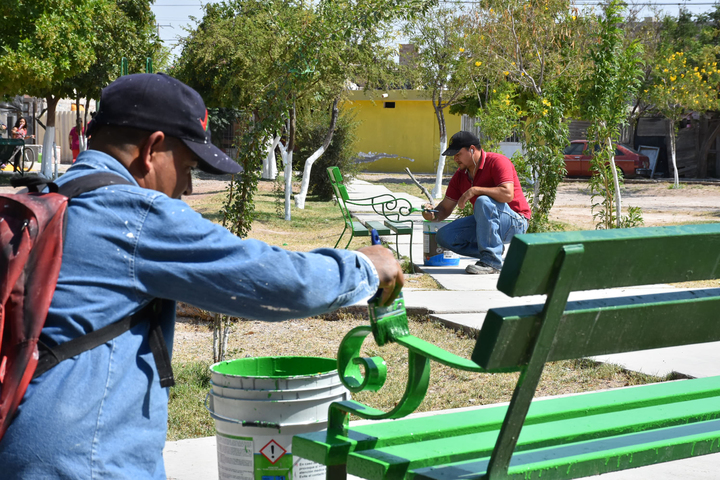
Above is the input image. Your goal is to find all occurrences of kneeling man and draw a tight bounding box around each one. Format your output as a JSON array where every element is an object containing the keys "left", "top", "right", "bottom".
[{"left": 422, "top": 131, "right": 531, "bottom": 274}]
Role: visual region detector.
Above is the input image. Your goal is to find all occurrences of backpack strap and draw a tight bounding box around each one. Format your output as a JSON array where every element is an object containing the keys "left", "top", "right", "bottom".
[
  {"left": 10, "top": 171, "right": 134, "bottom": 196},
  {"left": 34, "top": 300, "right": 174, "bottom": 388},
  {"left": 56, "top": 172, "right": 134, "bottom": 199},
  {"left": 31, "top": 172, "right": 175, "bottom": 388}
]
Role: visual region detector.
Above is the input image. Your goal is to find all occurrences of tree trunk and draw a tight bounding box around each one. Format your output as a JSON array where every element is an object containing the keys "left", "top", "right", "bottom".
[
  {"left": 668, "top": 120, "right": 679, "bottom": 187},
  {"left": 41, "top": 96, "right": 60, "bottom": 179},
  {"left": 532, "top": 163, "right": 540, "bottom": 211},
  {"left": 295, "top": 98, "right": 341, "bottom": 209},
  {"left": 284, "top": 104, "right": 296, "bottom": 221},
  {"left": 262, "top": 134, "right": 281, "bottom": 180},
  {"left": 81, "top": 98, "right": 90, "bottom": 152},
  {"left": 431, "top": 93, "right": 447, "bottom": 200},
  {"left": 608, "top": 136, "right": 622, "bottom": 228}
]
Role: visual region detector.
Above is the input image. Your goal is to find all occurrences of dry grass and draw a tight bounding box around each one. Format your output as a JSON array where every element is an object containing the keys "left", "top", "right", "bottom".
[{"left": 169, "top": 313, "right": 662, "bottom": 441}]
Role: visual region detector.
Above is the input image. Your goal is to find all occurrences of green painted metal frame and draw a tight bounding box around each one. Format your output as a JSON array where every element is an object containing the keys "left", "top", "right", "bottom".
[
  {"left": 327, "top": 167, "right": 416, "bottom": 269},
  {"left": 293, "top": 224, "right": 720, "bottom": 480}
]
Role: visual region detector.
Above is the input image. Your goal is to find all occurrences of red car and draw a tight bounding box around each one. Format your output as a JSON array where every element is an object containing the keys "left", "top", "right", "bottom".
[{"left": 563, "top": 140, "right": 651, "bottom": 178}]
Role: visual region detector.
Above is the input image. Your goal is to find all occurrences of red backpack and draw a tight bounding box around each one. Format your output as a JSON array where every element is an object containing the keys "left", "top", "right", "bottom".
[{"left": 0, "top": 173, "right": 174, "bottom": 441}]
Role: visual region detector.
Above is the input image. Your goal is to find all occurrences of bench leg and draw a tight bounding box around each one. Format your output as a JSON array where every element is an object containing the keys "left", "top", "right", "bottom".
[
  {"left": 344, "top": 230, "right": 354, "bottom": 249},
  {"left": 334, "top": 223, "right": 348, "bottom": 249},
  {"left": 327, "top": 463, "right": 347, "bottom": 480}
]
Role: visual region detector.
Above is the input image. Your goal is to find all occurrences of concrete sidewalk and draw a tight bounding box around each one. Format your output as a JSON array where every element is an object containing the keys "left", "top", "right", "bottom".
[{"left": 165, "top": 178, "right": 720, "bottom": 478}]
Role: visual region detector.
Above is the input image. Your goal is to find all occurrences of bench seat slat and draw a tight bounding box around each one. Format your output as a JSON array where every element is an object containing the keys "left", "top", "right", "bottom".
[
  {"left": 347, "top": 393, "right": 720, "bottom": 480},
  {"left": 293, "top": 376, "right": 720, "bottom": 466},
  {"left": 410, "top": 418, "right": 720, "bottom": 480},
  {"left": 384, "top": 220, "right": 413, "bottom": 235},
  {"left": 364, "top": 220, "right": 392, "bottom": 236},
  {"left": 473, "top": 289, "right": 720, "bottom": 370},
  {"left": 350, "top": 221, "right": 371, "bottom": 236}
]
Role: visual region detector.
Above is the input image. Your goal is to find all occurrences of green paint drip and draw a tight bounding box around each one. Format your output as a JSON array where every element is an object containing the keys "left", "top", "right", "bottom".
[{"left": 211, "top": 356, "right": 337, "bottom": 378}]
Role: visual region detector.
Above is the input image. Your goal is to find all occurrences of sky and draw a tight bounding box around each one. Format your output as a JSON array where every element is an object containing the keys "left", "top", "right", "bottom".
[{"left": 152, "top": 1, "right": 720, "bottom": 59}]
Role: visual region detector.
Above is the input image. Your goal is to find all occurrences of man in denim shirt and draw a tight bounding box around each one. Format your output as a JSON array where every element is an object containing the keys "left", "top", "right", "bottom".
[{"left": 0, "top": 74, "right": 403, "bottom": 479}]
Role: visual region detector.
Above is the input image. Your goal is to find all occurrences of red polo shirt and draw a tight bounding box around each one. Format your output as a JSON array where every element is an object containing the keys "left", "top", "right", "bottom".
[{"left": 445, "top": 150, "right": 532, "bottom": 220}]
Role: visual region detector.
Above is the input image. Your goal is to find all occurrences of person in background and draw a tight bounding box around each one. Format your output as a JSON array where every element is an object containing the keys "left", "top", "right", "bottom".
[
  {"left": 69, "top": 125, "right": 84, "bottom": 162},
  {"left": 11, "top": 117, "right": 34, "bottom": 141},
  {"left": 421, "top": 131, "right": 531, "bottom": 274}
]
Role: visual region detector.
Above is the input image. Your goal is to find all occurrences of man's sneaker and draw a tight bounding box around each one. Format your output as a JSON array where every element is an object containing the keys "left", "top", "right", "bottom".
[{"left": 465, "top": 261, "right": 500, "bottom": 275}]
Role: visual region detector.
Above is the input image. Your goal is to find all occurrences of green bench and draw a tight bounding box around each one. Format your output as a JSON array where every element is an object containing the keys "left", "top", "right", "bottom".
[
  {"left": 327, "top": 167, "right": 416, "bottom": 269},
  {"left": 294, "top": 223, "right": 720, "bottom": 480}
]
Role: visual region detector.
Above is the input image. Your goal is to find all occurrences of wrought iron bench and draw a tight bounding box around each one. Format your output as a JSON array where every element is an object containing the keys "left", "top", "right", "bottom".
[
  {"left": 327, "top": 166, "right": 416, "bottom": 270},
  {"left": 295, "top": 223, "right": 720, "bottom": 479}
]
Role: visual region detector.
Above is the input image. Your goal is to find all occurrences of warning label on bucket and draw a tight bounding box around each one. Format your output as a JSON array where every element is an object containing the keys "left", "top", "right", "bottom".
[
  {"left": 217, "top": 434, "right": 254, "bottom": 480},
  {"left": 260, "top": 440, "right": 286, "bottom": 464}
]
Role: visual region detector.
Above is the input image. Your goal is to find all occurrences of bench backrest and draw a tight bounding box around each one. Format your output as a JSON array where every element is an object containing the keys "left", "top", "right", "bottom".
[
  {"left": 473, "top": 223, "right": 720, "bottom": 370},
  {"left": 498, "top": 224, "right": 720, "bottom": 296},
  {"left": 327, "top": 166, "right": 353, "bottom": 225},
  {"left": 470, "top": 224, "right": 720, "bottom": 476}
]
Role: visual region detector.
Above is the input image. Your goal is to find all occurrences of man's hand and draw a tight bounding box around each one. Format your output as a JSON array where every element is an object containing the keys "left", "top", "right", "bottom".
[
  {"left": 421, "top": 203, "right": 436, "bottom": 221},
  {"left": 357, "top": 245, "right": 404, "bottom": 306}
]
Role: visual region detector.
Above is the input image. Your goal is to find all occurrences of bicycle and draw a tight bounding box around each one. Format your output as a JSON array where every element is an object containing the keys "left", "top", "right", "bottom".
[{"left": 0, "top": 139, "right": 35, "bottom": 175}]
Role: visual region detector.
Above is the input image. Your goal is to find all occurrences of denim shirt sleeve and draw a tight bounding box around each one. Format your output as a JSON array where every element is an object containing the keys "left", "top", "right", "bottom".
[{"left": 132, "top": 195, "right": 379, "bottom": 320}]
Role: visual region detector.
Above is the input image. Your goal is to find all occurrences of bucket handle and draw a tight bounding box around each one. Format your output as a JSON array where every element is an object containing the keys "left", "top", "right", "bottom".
[{"left": 204, "top": 392, "right": 283, "bottom": 429}]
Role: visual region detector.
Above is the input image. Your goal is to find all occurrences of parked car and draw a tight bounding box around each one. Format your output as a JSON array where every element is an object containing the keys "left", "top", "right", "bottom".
[{"left": 563, "top": 140, "right": 651, "bottom": 178}]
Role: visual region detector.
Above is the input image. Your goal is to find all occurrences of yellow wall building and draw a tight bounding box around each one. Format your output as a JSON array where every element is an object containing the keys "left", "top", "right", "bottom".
[{"left": 343, "top": 90, "right": 462, "bottom": 173}]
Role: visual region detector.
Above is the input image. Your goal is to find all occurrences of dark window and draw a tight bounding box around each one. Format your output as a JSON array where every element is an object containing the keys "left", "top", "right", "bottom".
[
  {"left": 384, "top": 102, "right": 396, "bottom": 109},
  {"left": 564, "top": 143, "right": 584, "bottom": 155}
]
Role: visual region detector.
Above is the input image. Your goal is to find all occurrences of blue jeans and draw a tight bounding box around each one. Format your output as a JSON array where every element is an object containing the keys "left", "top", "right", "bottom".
[{"left": 435, "top": 196, "right": 529, "bottom": 269}]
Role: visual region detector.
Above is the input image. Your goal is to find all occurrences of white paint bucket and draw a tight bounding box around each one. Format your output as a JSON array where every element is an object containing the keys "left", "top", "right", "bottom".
[
  {"left": 206, "top": 356, "right": 349, "bottom": 480},
  {"left": 423, "top": 220, "right": 460, "bottom": 266}
]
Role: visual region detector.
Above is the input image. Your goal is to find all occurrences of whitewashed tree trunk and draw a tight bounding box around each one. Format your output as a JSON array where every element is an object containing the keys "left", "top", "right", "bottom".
[
  {"left": 431, "top": 97, "right": 448, "bottom": 200},
  {"left": 668, "top": 121, "right": 679, "bottom": 187},
  {"left": 262, "top": 135, "right": 281, "bottom": 180},
  {"left": 295, "top": 98, "right": 340, "bottom": 209},
  {"left": 284, "top": 104, "right": 296, "bottom": 221},
  {"left": 41, "top": 127, "right": 55, "bottom": 179},
  {"left": 608, "top": 137, "right": 622, "bottom": 228},
  {"left": 284, "top": 150, "right": 293, "bottom": 220},
  {"left": 432, "top": 134, "right": 447, "bottom": 199},
  {"left": 295, "top": 146, "right": 326, "bottom": 209}
]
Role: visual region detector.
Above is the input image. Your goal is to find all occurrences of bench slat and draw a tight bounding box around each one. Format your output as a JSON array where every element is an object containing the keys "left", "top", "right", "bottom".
[
  {"left": 347, "top": 393, "right": 720, "bottom": 480},
  {"left": 473, "top": 289, "right": 720, "bottom": 371},
  {"left": 384, "top": 220, "right": 413, "bottom": 235},
  {"left": 499, "top": 224, "right": 720, "bottom": 297},
  {"left": 293, "top": 376, "right": 720, "bottom": 466},
  {"left": 364, "top": 220, "right": 392, "bottom": 236},
  {"left": 350, "top": 221, "right": 371, "bottom": 236},
  {"left": 410, "top": 418, "right": 720, "bottom": 480}
]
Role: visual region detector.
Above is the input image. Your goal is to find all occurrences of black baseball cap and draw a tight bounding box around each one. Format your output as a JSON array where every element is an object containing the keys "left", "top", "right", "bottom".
[
  {"left": 87, "top": 73, "right": 243, "bottom": 175},
  {"left": 441, "top": 131, "right": 481, "bottom": 157}
]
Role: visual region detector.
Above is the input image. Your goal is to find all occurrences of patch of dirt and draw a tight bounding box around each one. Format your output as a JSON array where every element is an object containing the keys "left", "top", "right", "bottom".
[{"left": 550, "top": 181, "right": 720, "bottom": 229}]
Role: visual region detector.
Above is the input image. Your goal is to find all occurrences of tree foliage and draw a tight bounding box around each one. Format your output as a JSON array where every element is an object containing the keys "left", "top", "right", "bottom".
[
  {"left": 469, "top": 0, "right": 588, "bottom": 231},
  {"left": 0, "top": 0, "right": 105, "bottom": 99},
  {"left": 580, "top": 0, "right": 644, "bottom": 229},
  {"left": 176, "top": 0, "right": 434, "bottom": 233},
  {"left": 648, "top": 46, "right": 720, "bottom": 186},
  {"left": 403, "top": 5, "right": 474, "bottom": 198}
]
